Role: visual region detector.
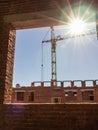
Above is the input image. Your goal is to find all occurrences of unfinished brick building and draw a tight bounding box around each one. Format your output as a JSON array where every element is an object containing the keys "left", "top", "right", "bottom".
[
  {"left": 0, "top": 0, "right": 98, "bottom": 130},
  {"left": 12, "top": 80, "right": 98, "bottom": 103}
]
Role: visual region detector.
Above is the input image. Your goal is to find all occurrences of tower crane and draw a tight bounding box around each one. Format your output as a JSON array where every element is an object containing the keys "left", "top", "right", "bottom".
[{"left": 42, "top": 26, "right": 96, "bottom": 87}]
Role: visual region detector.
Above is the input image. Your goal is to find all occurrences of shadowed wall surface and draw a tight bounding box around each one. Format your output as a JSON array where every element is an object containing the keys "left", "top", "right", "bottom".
[{"left": 0, "top": 104, "right": 98, "bottom": 130}]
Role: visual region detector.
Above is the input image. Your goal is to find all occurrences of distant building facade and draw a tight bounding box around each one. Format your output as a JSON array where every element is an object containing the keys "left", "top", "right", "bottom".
[{"left": 12, "top": 80, "right": 98, "bottom": 103}]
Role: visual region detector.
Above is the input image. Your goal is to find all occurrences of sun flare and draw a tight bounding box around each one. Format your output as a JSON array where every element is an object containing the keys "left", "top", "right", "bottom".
[{"left": 68, "top": 18, "right": 87, "bottom": 36}]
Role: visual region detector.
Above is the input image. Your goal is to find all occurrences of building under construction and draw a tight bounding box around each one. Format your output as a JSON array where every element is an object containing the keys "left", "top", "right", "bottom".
[
  {"left": 12, "top": 80, "right": 98, "bottom": 103},
  {"left": 12, "top": 25, "right": 98, "bottom": 104}
]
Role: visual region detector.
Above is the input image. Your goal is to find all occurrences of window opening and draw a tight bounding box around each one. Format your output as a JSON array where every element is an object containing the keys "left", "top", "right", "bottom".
[
  {"left": 53, "top": 97, "right": 61, "bottom": 103},
  {"left": 65, "top": 92, "right": 68, "bottom": 96},
  {"left": 82, "top": 91, "right": 94, "bottom": 101},
  {"left": 73, "top": 92, "right": 77, "bottom": 96},
  {"left": 63, "top": 81, "right": 71, "bottom": 87},
  {"left": 29, "top": 92, "right": 34, "bottom": 101},
  {"left": 85, "top": 81, "right": 93, "bottom": 87},
  {"left": 74, "top": 81, "right": 81, "bottom": 87},
  {"left": 89, "top": 95, "right": 94, "bottom": 100},
  {"left": 17, "top": 92, "right": 24, "bottom": 101}
]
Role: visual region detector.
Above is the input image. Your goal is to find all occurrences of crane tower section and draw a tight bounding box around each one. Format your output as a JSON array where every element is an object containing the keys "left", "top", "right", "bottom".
[
  {"left": 42, "top": 26, "right": 57, "bottom": 87},
  {"left": 51, "top": 26, "right": 57, "bottom": 86}
]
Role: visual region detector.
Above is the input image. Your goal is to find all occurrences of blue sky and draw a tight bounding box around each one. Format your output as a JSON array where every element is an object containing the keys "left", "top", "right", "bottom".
[{"left": 13, "top": 24, "right": 98, "bottom": 87}]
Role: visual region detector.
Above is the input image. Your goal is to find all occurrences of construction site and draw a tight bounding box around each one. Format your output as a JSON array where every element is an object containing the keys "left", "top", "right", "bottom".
[
  {"left": 12, "top": 24, "right": 98, "bottom": 104},
  {"left": 0, "top": 0, "right": 98, "bottom": 129}
]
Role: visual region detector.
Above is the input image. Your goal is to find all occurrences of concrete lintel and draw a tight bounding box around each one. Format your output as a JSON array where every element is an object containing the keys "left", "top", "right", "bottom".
[{"left": 4, "top": 9, "right": 67, "bottom": 29}]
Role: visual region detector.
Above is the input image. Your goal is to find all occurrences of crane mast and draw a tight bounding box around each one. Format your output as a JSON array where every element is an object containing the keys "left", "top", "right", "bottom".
[
  {"left": 51, "top": 26, "right": 57, "bottom": 86},
  {"left": 42, "top": 26, "right": 57, "bottom": 87}
]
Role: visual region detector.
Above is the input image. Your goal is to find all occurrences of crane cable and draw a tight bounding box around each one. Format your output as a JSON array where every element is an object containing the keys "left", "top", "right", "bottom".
[{"left": 41, "top": 43, "right": 43, "bottom": 82}]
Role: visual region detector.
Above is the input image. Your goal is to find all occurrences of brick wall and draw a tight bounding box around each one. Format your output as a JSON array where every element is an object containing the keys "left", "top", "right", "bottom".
[
  {"left": 0, "top": 104, "right": 97, "bottom": 130},
  {"left": 0, "top": 18, "right": 16, "bottom": 103}
]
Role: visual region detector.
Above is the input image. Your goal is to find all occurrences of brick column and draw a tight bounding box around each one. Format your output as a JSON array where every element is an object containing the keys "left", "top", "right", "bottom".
[
  {"left": 0, "top": 18, "right": 16, "bottom": 104},
  {"left": 61, "top": 81, "right": 64, "bottom": 88},
  {"left": 71, "top": 81, "right": 74, "bottom": 87},
  {"left": 81, "top": 81, "right": 85, "bottom": 88},
  {"left": 77, "top": 90, "right": 82, "bottom": 102},
  {"left": 93, "top": 80, "right": 96, "bottom": 87}
]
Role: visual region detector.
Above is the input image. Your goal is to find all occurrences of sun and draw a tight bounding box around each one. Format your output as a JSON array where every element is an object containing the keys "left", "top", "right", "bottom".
[{"left": 68, "top": 17, "right": 87, "bottom": 36}]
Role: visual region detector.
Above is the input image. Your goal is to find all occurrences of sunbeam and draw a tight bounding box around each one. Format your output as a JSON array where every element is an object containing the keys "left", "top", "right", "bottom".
[{"left": 68, "top": 17, "right": 87, "bottom": 35}]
